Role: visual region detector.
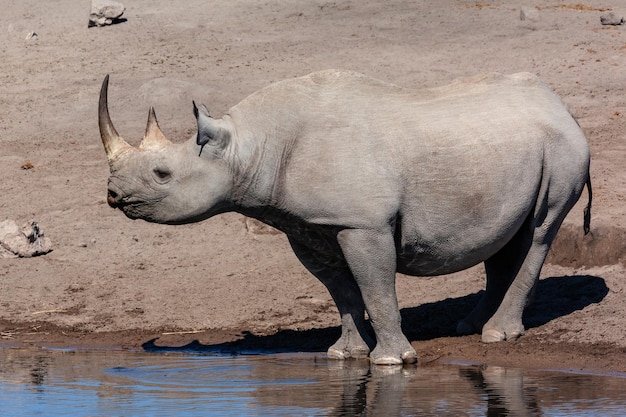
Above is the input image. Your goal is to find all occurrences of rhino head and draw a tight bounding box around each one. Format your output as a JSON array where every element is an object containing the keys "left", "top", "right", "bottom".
[{"left": 99, "top": 76, "right": 234, "bottom": 224}]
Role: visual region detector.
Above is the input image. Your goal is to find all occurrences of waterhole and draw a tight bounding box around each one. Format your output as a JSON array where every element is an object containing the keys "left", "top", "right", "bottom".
[{"left": 1, "top": 349, "right": 625, "bottom": 416}]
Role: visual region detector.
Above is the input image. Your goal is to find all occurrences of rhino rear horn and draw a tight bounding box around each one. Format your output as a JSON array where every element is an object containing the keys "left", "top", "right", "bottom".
[
  {"left": 139, "top": 107, "right": 173, "bottom": 151},
  {"left": 98, "top": 75, "right": 132, "bottom": 162}
]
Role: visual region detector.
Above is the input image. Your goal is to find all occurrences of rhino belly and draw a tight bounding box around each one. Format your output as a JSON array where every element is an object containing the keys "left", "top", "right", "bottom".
[
  {"left": 394, "top": 213, "right": 526, "bottom": 277},
  {"left": 396, "top": 242, "right": 498, "bottom": 276}
]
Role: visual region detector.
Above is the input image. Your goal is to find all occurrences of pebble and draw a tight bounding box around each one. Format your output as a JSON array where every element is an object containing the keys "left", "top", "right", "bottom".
[{"left": 600, "top": 12, "right": 624, "bottom": 26}]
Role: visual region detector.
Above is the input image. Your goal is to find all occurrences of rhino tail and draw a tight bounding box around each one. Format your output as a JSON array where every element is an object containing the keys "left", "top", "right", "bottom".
[{"left": 583, "top": 173, "right": 592, "bottom": 235}]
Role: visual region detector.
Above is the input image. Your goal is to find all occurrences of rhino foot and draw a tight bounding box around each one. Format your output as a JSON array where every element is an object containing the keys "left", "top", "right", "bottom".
[
  {"left": 327, "top": 334, "right": 371, "bottom": 360},
  {"left": 327, "top": 345, "right": 370, "bottom": 360},
  {"left": 370, "top": 345, "right": 418, "bottom": 366},
  {"left": 481, "top": 324, "right": 525, "bottom": 343}
]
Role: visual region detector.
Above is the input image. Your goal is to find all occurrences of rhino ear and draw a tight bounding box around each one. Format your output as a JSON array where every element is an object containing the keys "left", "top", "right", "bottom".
[
  {"left": 193, "top": 101, "right": 210, "bottom": 118},
  {"left": 193, "top": 101, "right": 230, "bottom": 157}
]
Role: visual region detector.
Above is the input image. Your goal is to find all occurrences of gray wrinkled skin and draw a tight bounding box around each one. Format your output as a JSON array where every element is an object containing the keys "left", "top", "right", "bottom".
[{"left": 99, "top": 70, "right": 591, "bottom": 365}]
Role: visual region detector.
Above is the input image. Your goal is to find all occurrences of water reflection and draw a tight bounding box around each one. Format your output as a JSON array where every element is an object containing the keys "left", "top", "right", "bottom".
[{"left": 0, "top": 349, "right": 625, "bottom": 416}]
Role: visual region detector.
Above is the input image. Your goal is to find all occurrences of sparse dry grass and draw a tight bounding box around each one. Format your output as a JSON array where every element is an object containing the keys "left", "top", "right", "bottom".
[{"left": 538, "top": 3, "right": 612, "bottom": 12}]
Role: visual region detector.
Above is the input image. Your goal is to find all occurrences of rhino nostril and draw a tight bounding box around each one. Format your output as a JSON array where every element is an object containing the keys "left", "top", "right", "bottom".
[{"left": 107, "top": 189, "right": 119, "bottom": 207}]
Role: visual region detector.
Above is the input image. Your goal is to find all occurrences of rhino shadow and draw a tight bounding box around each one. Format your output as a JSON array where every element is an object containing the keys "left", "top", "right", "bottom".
[
  {"left": 142, "top": 275, "right": 607, "bottom": 354},
  {"left": 401, "top": 274, "right": 608, "bottom": 341}
]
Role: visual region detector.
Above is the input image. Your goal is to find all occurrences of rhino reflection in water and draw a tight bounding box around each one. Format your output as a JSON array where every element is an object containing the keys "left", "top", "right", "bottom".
[{"left": 98, "top": 70, "right": 591, "bottom": 365}]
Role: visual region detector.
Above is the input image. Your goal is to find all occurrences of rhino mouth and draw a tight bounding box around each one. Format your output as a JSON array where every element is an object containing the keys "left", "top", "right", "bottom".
[
  {"left": 114, "top": 202, "right": 145, "bottom": 220},
  {"left": 107, "top": 190, "right": 141, "bottom": 217},
  {"left": 107, "top": 190, "right": 167, "bottom": 222}
]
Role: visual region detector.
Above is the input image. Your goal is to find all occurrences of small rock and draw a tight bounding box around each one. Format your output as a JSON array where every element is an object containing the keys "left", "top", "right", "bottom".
[
  {"left": 89, "top": 0, "right": 125, "bottom": 27},
  {"left": 243, "top": 217, "right": 281, "bottom": 235},
  {"left": 0, "top": 220, "right": 52, "bottom": 258},
  {"left": 25, "top": 31, "right": 38, "bottom": 40},
  {"left": 78, "top": 238, "right": 97, "bottom": 248},
  {"left": 600, "top": 12, "right": 625, "bottom": 26},
  {"left": 520, "top": 6, "right": 540, "bottom": 22},
  {"left": 21, "top": 160, "right": 34, "bottom": 170}
]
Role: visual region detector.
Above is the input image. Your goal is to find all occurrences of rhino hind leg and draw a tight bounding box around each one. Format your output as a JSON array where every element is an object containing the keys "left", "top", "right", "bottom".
[
  {"left": 480, "top": 241, "right": 548, "bottom": 344},
  {"left": 457, "top": 215, "right": 534, "bottom": 336},
  {"left": 287, "top": 238, "right": 374, "bottom": 360},
  {"left": 479, "top": 173, "right": 585, "bottom": 343}
]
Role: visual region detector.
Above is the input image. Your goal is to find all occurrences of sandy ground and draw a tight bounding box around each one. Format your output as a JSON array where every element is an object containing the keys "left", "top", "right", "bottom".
[{"left": 1, "top": 0, "right": 625, "bottom": 373}]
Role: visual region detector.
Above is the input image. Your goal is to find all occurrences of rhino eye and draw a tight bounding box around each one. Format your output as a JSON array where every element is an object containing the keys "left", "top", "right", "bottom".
[{"left": 153, "top": 167, "right": 172, "bottom": 183}]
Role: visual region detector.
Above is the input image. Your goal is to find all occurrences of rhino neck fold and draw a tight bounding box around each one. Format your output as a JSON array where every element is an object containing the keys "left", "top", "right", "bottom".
[{"left": 225, "top": 108, "right": 299, "bottom": 216}]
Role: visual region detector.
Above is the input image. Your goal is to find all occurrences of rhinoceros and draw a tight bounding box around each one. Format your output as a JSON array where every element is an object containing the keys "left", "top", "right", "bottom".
[{"left": 98, "top": 70, "right": 591, "bottom": 365}]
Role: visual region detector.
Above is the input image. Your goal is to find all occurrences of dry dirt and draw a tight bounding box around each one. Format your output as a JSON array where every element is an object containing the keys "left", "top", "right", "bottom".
[{"left": 1, "top": 0, "right": 625, "bottom": 373}]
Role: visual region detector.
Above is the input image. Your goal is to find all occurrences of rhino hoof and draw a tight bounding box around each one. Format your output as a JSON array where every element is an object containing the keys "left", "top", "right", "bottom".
[
  {"left": 327, "top": 345, "right": 370, "bottom": 360},
  {"left": 327, "top": 347, "right": 347, "bottom": 360},
  {"left": 370, "top": 349, "right": 418, "bottom": 366},
  {"left": 481, "top": 328, "right": 524, "bottom": 343},
  {"left": 402, "top": 349, "right": 418, "bottom": 364},
  {"left": 371, "top": 356, "right": 404, "bottom": 365},
  {"left": 481, "top": 329, "right": 506, "bottom": 343}
]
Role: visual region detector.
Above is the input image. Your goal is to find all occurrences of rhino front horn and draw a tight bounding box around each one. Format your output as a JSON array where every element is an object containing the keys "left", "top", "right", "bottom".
[{"left": 98, "top": 75, "right": 132, "bottom": 162}]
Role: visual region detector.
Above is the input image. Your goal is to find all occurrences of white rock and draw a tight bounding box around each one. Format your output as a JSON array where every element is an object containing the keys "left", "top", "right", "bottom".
[
  {"left": 0, "top": 220, "right": 52, "bottom": 258},
  {"left": 89, "top": 0, "right": 125, "bottom": 27}
]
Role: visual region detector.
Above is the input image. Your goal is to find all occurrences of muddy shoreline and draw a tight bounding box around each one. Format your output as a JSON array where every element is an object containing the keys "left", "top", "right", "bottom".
[{"left": 2, "top": 319, "right": 625, "bottom": 375}]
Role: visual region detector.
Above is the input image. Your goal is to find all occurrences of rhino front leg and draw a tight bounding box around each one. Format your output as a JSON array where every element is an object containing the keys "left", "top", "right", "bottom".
[
  {"left": 288, "top": 238, "right": 374, "bottom": 360},
  {"left": 336, "top": 229, "right": 417, "bottom": 365}
]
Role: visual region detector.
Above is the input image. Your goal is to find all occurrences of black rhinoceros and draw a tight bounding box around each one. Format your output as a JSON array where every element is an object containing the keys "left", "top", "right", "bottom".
[{"left": 99, "top": 70, "right": 591, "bottom": 365}]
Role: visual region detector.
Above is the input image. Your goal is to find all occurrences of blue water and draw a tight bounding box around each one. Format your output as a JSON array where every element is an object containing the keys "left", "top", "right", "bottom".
[{"left": 0, "top": 349, "right": 625, "bottom": 416}]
